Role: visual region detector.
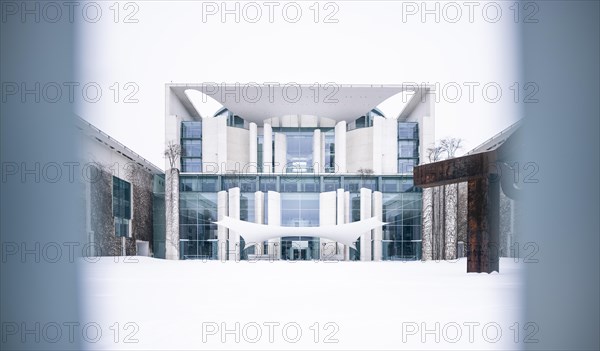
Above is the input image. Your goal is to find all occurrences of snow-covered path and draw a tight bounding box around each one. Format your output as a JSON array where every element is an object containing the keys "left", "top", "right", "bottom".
[{"left": 80, "top": 257, "right": 524, "bottom": 350}]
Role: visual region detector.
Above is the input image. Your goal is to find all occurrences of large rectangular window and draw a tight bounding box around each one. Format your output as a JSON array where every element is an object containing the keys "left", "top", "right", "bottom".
[
  {"left": 113, "top": 176, "right": 131, "bottom": 237},
  {"left": 181, "top": 121, "right": 202, "bottom": 172},
  {"left": 398, "top": 122, "right": 419, "bottom": 174},
  {"left": 381, "top": 192, "right": 422, "bottom": 260},
  {"left": 179, "top": 192, "right": 219, "bottom": 260}
]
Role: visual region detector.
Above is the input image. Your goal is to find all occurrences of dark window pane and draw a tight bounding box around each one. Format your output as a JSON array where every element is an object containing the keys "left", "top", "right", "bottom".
[
  {"left": 182, "top": 158, "right": 202, "bottom": 172},
  {"left": 182, "top": 121, "right": 202, "bottom": 138}
]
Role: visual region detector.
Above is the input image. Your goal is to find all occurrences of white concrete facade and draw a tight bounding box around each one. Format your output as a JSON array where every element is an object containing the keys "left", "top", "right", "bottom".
[
  {"left": 360, "top": 188, "right": 373, "bottom": 261},
  {"left": 267, "top": 191, "right": 281, "bottom": 259},
  {"left": 165, "top": 84, "right": 436, "bottom": 261},
  {"left": 228, "top": 187, "right": 241, "bottom": 261}
]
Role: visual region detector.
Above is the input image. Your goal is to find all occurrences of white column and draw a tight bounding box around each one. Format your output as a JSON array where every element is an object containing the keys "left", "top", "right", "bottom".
[
  {"left": 372, "top": 191, "right": 383, "bottom": 261},
  {"left": 344, "top": 190, "right": 350, "bottom": 260},
  {"left": 249, "top": 122, "right": 257, "bottom": 173},
  {"left": 228, "top": 187, "right": 240, "bottom": 261},
  {"left": 274, "top": 133, "right": 287, "bottom": 174},
  {"left": 334, "top": 121, "right": 347, "bottom": 173},
  {"left": 313, "top": 129, "right": 322, "bottom": 173},
  {"left": 360, "top": 187, "right": 372, "bottom": 261},
  {"left": 336, "top": 188, "right": 346, "bottom": 259},
  {"left": 263, "top": 123, "right": 272, "bottom": 174},
  {"left": 254, "top": 191, "right": 264, "bottom": 254},
  {"left": 320, "top": 191, "right": 337, "bottom": 260},
  {"left": 217, "top": 190, "right": 228, "bottom": 261},
  {"left": 267, "top": 191, "right": 281, "bottom": 259}
]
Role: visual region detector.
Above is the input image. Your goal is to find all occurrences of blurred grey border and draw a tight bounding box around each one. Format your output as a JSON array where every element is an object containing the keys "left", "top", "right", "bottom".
[
  {"left": 1, "top": 1, "right": 81, "bottom": 350},
  {"left": 1, "top": 1, "right": 599, "bottom": 350},
  {"left": 520, "top": 1, "right": 599, "bottom": 350}
]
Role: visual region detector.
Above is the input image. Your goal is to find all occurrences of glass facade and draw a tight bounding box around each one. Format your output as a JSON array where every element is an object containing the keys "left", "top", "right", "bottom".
[
  {"left": 181, "top": 121, "right": 202, "bottom": 172},
  {"left": 398, "top": 122, "right": 419, "bottom": 174},
  {"left": 113, "top": 176, "right": 131, "bottom": 237},
  {"left": 177, "top": 174, "right": 421, "bottom": 260},
  {"left": 382, "top": 193, "right": 422, "bottom": 260},
  {"left": 280, "top": 192, "right": 320, "bottom": 260},
  {"left": 274, "top": 128, "right": 314, "bottom": 173},
  {"left": 179, "top": 192, "right": 218, "bottom": 259}
]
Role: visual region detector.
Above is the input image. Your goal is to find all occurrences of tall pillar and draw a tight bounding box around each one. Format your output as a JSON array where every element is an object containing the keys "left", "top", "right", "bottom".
[
  {"left": 228, "top": 187, "right": 240, "bottom": 261},
  {"left": 263, "top": 123, "right": 272, "bottom": 174},
  {"left": 249, "top": 122, "right": 257, "bottom": 173},
  {"left": 336, "top": 188, "right": 346, "bottom": 260},
  {"left": 274, "top": 133, "right": 287, "bottom": 174},
  {"left": 165, "top": 169, "right": 180, "bottom": 260},
  {"left": 217, "top": 190, "right": 228, "bottom": 260},
  {"left": 267, "top": 191, "right": 281, "bottom": 259},
  {"left": 320, "top": 191, "right": 336, "bottom": 260},
  {"left": 372, "top": 191, "right": 383, "bottom": 261},
  {"left": 313, "top": 129, "right": 322, "bottom": 173},
  {"left": 467, "top": 177, "right": 500, "bottom": 273},
  {"left": 360, "top": 187, "right": 372, "bottom": 261},
  {"left": 334, "top": 121, "right": 347, "bottom": 173},
  {"left": 254, "top": 191, "right": 264, "bottom": 254},
  {"left": 344, "top": 190, "right": 350, "bottom": 260}
]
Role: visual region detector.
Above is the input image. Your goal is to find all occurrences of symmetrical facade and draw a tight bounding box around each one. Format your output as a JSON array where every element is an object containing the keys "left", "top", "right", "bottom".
[{"left": 163, "top": 84, "right": 435, "bottom": 261}]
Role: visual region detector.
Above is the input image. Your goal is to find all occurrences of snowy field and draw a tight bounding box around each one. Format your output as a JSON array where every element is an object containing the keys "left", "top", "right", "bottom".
[{"left": 79, "top": 257, "right": 525, "bottom": 350}]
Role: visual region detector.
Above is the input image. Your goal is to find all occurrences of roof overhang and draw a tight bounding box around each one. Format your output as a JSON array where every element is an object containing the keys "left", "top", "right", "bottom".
[
  {"left": 169, "top": 83, "right": 433, "bottom": 124},
  {"left": 215, "top": 216, "right": 387, "bottom": 249}
]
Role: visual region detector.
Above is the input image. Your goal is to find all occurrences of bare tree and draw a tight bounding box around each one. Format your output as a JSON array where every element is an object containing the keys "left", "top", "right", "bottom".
[
  {"left": 426, "top": 146, "right": 445, "bottom": 162},
  {"left": 440, "top": 137, "right": 463, "bottom": 158},
  {"left": 164, "top": 141, "right": 181, "bottom": 170}
]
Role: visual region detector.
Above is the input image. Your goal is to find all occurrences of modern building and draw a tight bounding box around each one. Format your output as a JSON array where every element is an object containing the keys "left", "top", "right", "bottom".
[{"left": 163, "top": 84, "right": 436, "bottom": 261}]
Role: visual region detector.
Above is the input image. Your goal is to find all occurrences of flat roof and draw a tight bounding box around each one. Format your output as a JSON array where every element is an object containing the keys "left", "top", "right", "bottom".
[{"left": 168, "top": 83, "right": 433, "bottom": 124}]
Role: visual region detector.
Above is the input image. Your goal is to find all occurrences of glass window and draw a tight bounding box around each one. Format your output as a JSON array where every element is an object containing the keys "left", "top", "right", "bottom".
[
  {"left": 343, "top": 177, "right": 376, "bottom": 192},
  {"left": 285, "top": 132, "right": 314, "bottom": 173},
  {"left": 182, "top": 158, "right": 202, "bottom": 173},
  {"left": 113, "top": 176, "right": 131, "bottom": 237},
  {"left": 398, "top": 122, "right": 418, "bottom": 139},
  {"left": 323, "top": 130, "right": 335, "bottom": 173},
  {"left": 398, "top": 159, "right": 416, "bottom": 174},
  {"left": 180, "top": 176, "right": 198, "bottom": 192},
  {"left": 182, "top": 121, "right": 202, "bottom": 138},
  {"left": 222, "top": 177, "right": 257, "bottom": 192},
  {"left": 259, "top": 177, "right": 277, "bottom": 192},
  {"left": 281, "top": 193, "right": 320, "bottom": 227},
  {"left": 398, "top": 141, "right": 417, "bottom": 158},
  {"left": 322, "top": 177, "right": 340, "bottom": 192},
  {"left": 182, "top": 140, "right": 201, "bottom": 157},
  {"left": 181, "top": 121, "right": 202, "bottom": 172}
]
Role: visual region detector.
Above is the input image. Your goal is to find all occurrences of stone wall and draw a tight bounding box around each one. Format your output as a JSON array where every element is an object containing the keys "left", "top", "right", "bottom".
[{"left": 89, "top": 164, "right": 155, "bottom": 256}]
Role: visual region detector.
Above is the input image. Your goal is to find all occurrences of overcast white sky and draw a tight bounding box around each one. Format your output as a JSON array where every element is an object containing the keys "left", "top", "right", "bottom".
[{"left": 76, "top": 1, "right": 523, "bottom": 169}]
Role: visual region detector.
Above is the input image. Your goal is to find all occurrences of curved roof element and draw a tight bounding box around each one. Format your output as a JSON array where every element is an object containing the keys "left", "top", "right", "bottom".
[
  {"left": 169, "top": 84, "right": 432, "bottom": 124},
  {"left": 215, "top": 216, "right": 387, "bottom": 249}
]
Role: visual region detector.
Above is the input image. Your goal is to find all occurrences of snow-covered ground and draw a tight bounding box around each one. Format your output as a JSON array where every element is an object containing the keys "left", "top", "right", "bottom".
[{"left": 79, "top": 257, "right": 524, "bottom": 350}]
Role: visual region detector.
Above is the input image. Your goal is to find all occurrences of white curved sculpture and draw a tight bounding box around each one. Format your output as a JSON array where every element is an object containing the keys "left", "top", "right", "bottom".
[{"left": 214, "top": 216, "right": 387, "bottom": 250}]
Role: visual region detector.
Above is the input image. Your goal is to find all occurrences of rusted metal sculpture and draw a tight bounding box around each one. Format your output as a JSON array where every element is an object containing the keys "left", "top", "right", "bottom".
[{"left": 414, "top": 127, "right": 521, "bottom": 273}]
